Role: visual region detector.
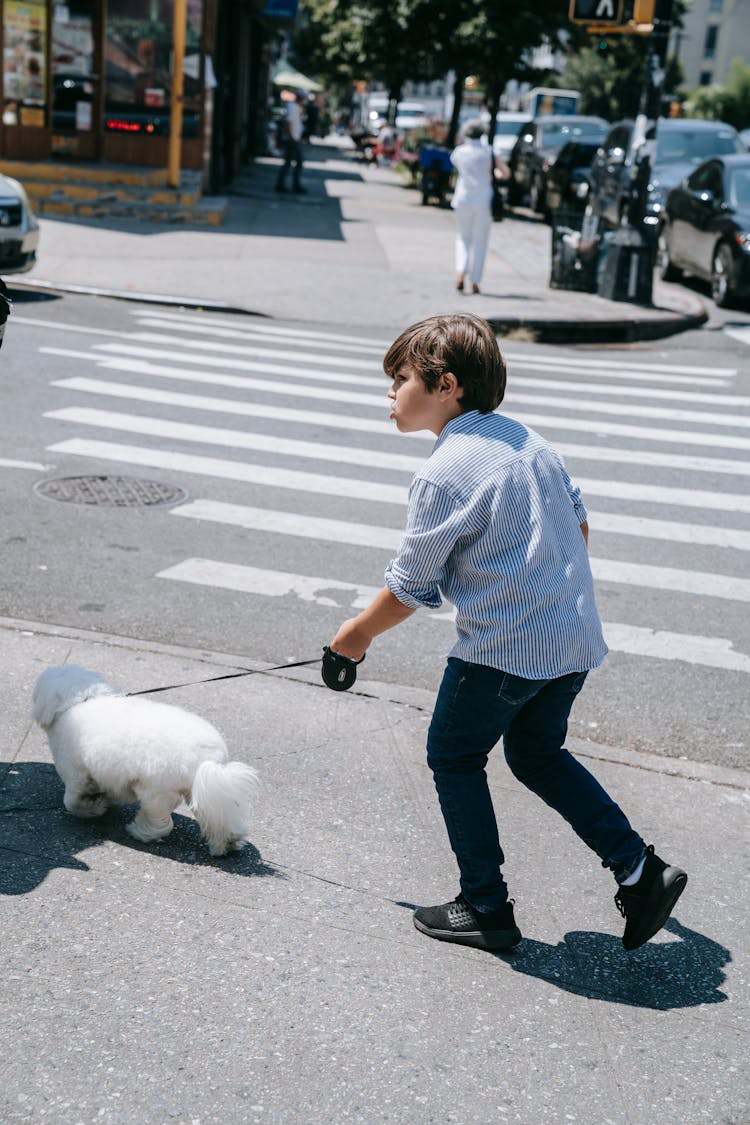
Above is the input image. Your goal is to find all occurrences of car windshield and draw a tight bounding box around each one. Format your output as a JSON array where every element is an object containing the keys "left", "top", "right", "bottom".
[
  {"left": 495, "top": 117, "right": 527, "bottom": 138},
  {"left": 656, "top": 127, "right": 744, "bottom": 163},
  {"left": 540, "top": 121, "right": 605, "bottom": 148},
  {"left": 729, "top": 166, "right": 750, "bottom": 208}
]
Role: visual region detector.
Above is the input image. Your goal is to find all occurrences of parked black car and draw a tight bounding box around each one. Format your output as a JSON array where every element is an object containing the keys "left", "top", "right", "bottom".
[
  {"left": 507, "top": 115, "right": 608, "bottom": 213},
  {"left": 545, "top": 140, "right": 600, "bottom": 214},
  {"left": 586, "top": 117, "right": 747, "bottom": 231},
  {"left": 658, "top": 154, "right": 750, "bottom": 307}
]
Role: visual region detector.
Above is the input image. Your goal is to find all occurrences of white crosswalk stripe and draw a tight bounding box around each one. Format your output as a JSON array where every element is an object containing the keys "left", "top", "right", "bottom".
[{"left": 30, "top": 310, "right": 749, "bottom": 676}]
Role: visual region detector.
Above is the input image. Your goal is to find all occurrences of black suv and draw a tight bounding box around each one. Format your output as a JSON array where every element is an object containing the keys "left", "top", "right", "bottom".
[
  {"left": 507, "top": 115, "right": 608, "bottom": 214},
  {"left": 586, "top": 117, "right": 747, "bottom": 230}
]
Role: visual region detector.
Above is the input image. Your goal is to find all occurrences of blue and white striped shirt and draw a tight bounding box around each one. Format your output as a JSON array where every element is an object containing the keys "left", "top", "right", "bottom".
[{"left": 384, "top": 410, "right": 608, "bottom": 679}]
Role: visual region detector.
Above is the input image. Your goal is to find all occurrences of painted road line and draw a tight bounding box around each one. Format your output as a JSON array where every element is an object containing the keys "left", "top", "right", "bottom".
[
  {"left": 47, "top": 362, "right": 750, "bottom": 451},
  {"left": 601, "top": 622, "right": 750, "bottom": 674},
  {"left": 43, "top": 346, "right": 386, "bottom": 391},
  {"left": 174, "top": 500, "right": 401, "bottom": 549},
  {"left": 507, "top": 391, "right": 750, "bottom": 429},
  {"left": 46, "top": 438, "right": 407, "bottom": 503},
  {"left": 129, "top": 309, "right": 391, "bottom": 350},
  {"left": 155, "top": 558, "right": 750, "bottom": 674},
  {"left": 174, "top": 498, "right": 750, "bottom": 554},
  {"left": 121, "top": 332, "right": 381, "bottom": 371},
  {"left": 44, "top": 408, "right": 424, "bottom": 474},
  {"left": 157, "top": 558, "right": 383, "bottom": 612},
  {"left": 50, "top": 375, "right": 400, "bottom": 437},
  {"left": 0, "top": 457, "right": 51, "bottom": 470},
  {"left": 589, "top": 557, "right": 750, "bottom": 602},
  {"left": 46, "top": 435, "right": 750, "bottom": 514},
  {"left": 133, "top": 316, "right": 389, "bottom": 356},
  {"left": 588, "top": 511, "right": 750, "bottom": 551},
  {"left": 503, "top": 353, "right": 736, "bottom": 378},
  {"left": 48, "top": 406, "right": 750, "bottom": 481},
  {"left": 173, "top": 498, "right": 750, "bottom": 553},
  {"left": 44, "top": 389, "right": 750, "bottom": 477},
  {"left": 509, "top": 377, "right": 750, "bottom": 408}
]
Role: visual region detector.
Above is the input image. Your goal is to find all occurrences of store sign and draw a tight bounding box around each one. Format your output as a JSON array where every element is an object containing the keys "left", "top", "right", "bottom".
[{"left": 263, "top": 0, "right": 300, "bottom": 19}]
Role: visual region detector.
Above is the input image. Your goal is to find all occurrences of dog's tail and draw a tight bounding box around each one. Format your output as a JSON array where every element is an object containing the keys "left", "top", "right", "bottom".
[{"left": 189, "top": 760, "right": 259, "bottom": 856}]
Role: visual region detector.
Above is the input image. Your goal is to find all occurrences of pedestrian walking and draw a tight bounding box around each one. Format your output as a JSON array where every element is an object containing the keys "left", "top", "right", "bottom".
[
  {"left": 329, "top": 313, "right": 687, "bottom": 953},
  {"left": 450, "top": 120, "right": 496, "bottom": 294},
  {"left": 275, "top": 89, "right": 306, "bottom": 194}
]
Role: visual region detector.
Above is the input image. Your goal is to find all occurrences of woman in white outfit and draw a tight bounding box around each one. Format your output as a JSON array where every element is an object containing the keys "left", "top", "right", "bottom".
[{"left": 450, "top": 120, "right": 494, "bottom": 294}]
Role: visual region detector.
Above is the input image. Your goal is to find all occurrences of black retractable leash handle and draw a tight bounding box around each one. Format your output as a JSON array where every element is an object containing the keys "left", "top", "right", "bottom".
[{"left": 321, "top": 646, "right": 365, "bottom": 692}]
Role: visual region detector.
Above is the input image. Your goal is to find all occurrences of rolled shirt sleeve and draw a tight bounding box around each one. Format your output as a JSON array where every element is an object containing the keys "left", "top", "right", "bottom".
[
  {"left": 384, "top": 479, "right": 467, "bottom": 610},
  {"left": 551, "top": 449, "right": 588, "bottom": 524}
]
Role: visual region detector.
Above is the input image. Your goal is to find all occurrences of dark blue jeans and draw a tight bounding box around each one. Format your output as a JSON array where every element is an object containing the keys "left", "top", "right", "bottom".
[{"left": 426, "top": 658, "right": 646, "bottom": 911}]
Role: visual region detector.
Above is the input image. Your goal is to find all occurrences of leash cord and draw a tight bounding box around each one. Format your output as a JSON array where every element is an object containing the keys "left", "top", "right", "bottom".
[{"left": 126, "top": 655, "right": 322, "bottom": 697}]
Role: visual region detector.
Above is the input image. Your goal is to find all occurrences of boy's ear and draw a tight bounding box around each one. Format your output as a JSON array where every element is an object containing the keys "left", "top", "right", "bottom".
[{"left": 439, "top": 371, "right": 464, "bottom": 400}]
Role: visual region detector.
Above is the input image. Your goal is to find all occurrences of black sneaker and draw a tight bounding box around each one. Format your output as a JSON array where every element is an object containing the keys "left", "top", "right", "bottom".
[
  {"left": 615, "top": 845, "right": 688, "bottom": 951},
  {"left": 413, "top": 894, "right": 522, "bottom": 951}
]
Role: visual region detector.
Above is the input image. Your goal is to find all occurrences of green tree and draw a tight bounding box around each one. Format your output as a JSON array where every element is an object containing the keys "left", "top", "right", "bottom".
[{"left": 685, "top": 59, "right": 750, "bottom": 129}]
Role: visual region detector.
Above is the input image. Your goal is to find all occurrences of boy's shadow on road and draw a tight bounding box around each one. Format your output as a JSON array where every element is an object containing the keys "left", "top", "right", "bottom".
[
  {"left": 498, "top": 918, "right": 730, "bottom": 1011},
  {"left": 0, "top": 762, "right": 282, "bottom": 896}
]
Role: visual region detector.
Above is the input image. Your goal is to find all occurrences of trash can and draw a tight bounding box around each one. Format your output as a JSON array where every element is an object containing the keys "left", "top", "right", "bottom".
[
  {"left": 0, "top": 279, "right": 10, "bottom": 350},
  {"left": 596, "top": 227, "right": 654, "bottom": 305},
  {"left": 549, "top": 209, "right": 596, "bottom": 292}
]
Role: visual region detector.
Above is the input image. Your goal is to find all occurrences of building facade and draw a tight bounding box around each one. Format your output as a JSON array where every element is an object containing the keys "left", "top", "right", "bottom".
[
  {"left": 0, "top": 0, "right": 294, "bottom": 188},
  {"left": 672, "top": 0, "right": 750, "bottom": 89}
]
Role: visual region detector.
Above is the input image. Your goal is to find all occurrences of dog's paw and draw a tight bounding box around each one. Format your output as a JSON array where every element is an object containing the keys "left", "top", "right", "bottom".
[
  {"left": 65, "top": 794, "right": 109, "bottom": 819},
  {"left": 126, "top": 816, "right": 172, "bottom": 844}
]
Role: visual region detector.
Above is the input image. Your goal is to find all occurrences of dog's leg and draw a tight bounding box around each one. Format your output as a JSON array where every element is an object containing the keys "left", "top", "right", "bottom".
[
  {"left": 63, "top": 776, "right": 109, "bottom": 819},
  {"left": 127, "top": 790, "right": 179, "bottom": 844}
]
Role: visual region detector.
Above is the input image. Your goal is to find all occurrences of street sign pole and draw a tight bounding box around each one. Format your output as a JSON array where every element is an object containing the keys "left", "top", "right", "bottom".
[
  {"left": 627, "top": 0, "right": 674, "bottom": 226},
  {"left": 168, "top": 0, "right": 187, "bottom": 190}
]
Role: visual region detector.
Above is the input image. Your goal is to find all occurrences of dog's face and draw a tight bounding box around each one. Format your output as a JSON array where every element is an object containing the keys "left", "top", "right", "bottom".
[{"left": 32, "top": 665, "right": 121, "bottom": 730}]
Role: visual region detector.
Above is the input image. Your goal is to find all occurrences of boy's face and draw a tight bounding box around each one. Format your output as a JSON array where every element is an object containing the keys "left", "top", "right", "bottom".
[{"left": 387, "top": 366, "right": 463, "bottom": 436}]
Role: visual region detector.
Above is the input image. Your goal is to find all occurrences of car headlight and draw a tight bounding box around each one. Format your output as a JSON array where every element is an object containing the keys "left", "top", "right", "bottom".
[
  {"left": 574, "top": 180, "right": 589, "bottom": 199},
  {"left": 646, "top": 184, "right": 665, "bottom": 213}
]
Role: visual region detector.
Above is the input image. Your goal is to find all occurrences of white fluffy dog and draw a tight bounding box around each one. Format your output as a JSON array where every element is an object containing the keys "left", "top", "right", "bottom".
[{"left": 32, "top": 664, "right": 258, "bottom": 856}]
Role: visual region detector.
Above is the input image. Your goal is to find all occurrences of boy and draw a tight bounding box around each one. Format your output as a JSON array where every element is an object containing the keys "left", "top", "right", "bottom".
[{"left": 329, "top": 313, "right": 687, "bottom": 953}]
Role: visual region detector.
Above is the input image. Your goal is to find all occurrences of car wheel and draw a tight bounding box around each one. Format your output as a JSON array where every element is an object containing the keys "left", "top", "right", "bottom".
[
  {"left": 711, "top": 242, "right": 735, "bottom": 308},
  {"left": 507, "top": 177, "right": 522, "bottom": 206},
  {"left": 657, "top": 228, "right": 681, "bottom": 282}
]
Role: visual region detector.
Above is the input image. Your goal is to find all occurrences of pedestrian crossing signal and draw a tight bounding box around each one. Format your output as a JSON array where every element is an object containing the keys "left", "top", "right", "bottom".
[{"left": 569, "top": 0, "right": 624, "bottom": 23}]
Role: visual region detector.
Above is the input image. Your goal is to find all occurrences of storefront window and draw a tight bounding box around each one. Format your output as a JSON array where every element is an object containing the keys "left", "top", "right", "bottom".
[
  {"left": 104, "top": 0, "right": 203, "bottom": 137},
  {"left": 3, "top": 0, "right": 48, "bottom": 127},
  {"left": 52, "top": 0, "right": 95, "bottom": 134}
]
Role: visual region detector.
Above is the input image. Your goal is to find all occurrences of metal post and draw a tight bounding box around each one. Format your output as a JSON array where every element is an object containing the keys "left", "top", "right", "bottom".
[
  {"left": 627, "top": 0, "right": 673, "bottom": 226},
  {"left": 168, "top": 0, "right": 187, "bottom": 189}
]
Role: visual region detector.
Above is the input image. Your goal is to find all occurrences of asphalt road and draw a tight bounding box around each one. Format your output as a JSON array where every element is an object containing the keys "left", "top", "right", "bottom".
[{"left": 1, "top": 290, "right": 749, "bottom": 768}]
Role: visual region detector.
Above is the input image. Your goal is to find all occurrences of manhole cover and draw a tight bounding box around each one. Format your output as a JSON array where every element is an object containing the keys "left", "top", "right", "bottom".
[{"left": 34, "top": 475, "right": 188, "bottom": 508}]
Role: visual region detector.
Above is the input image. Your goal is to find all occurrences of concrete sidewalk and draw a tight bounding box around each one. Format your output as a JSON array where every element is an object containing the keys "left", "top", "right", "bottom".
[
  {"left": 2, "top": 615, "right": 747, "bottom": 1123},
  {"left": 12, "top": 137, "right": 708, "bottom": 341}
]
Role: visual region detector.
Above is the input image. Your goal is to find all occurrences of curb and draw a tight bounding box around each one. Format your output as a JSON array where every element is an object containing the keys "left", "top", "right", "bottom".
[
  {"left": 10, "top": 277, "right": 707, "bottom": 344},
  {"left": 7, "top": 278, "right": 264, "bottom": 317},
  {"left": 6, "top": 614, "right": 749, "bottom": 792},
  {"left": 487, "top": 307, "right": 709, "bottom": 345}
]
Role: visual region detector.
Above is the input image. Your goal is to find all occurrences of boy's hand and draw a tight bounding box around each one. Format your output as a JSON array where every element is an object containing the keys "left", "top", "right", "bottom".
[{"left": 329, "top": 617, "right": 371, "bottom": 662}]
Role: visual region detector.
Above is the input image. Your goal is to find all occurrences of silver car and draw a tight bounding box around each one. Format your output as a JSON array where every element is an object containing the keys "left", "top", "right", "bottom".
[{"left": 0, "top": 173, "right": 39, "bottom": 274}]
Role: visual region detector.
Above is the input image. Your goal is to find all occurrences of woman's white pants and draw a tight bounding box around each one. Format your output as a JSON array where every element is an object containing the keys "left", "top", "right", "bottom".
[{"left": 454, "top": 202, "right": 492, "bottom": 285}]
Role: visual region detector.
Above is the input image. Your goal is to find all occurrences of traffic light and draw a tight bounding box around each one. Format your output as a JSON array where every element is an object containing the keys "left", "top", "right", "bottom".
[{"left": 569, "top": 0, "right": 624, "bottom": 24}]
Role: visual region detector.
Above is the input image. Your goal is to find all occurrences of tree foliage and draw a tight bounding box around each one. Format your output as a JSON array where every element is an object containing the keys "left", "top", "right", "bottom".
[
  {"left": 295, "top": 0, "right": 569, "bottom": 142},
  {"left": 684, "top": 59, "right": 750, "bottom": 129}
]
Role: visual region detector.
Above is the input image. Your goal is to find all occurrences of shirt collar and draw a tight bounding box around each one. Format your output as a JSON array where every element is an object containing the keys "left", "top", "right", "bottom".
[{"left": 434, "top": 410, "right": 482, "bottom": 449}]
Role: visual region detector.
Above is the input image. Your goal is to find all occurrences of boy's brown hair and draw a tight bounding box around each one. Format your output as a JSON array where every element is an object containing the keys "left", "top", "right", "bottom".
[{"left": 383, "top": 314, "right": 506, "bottom": 413}]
